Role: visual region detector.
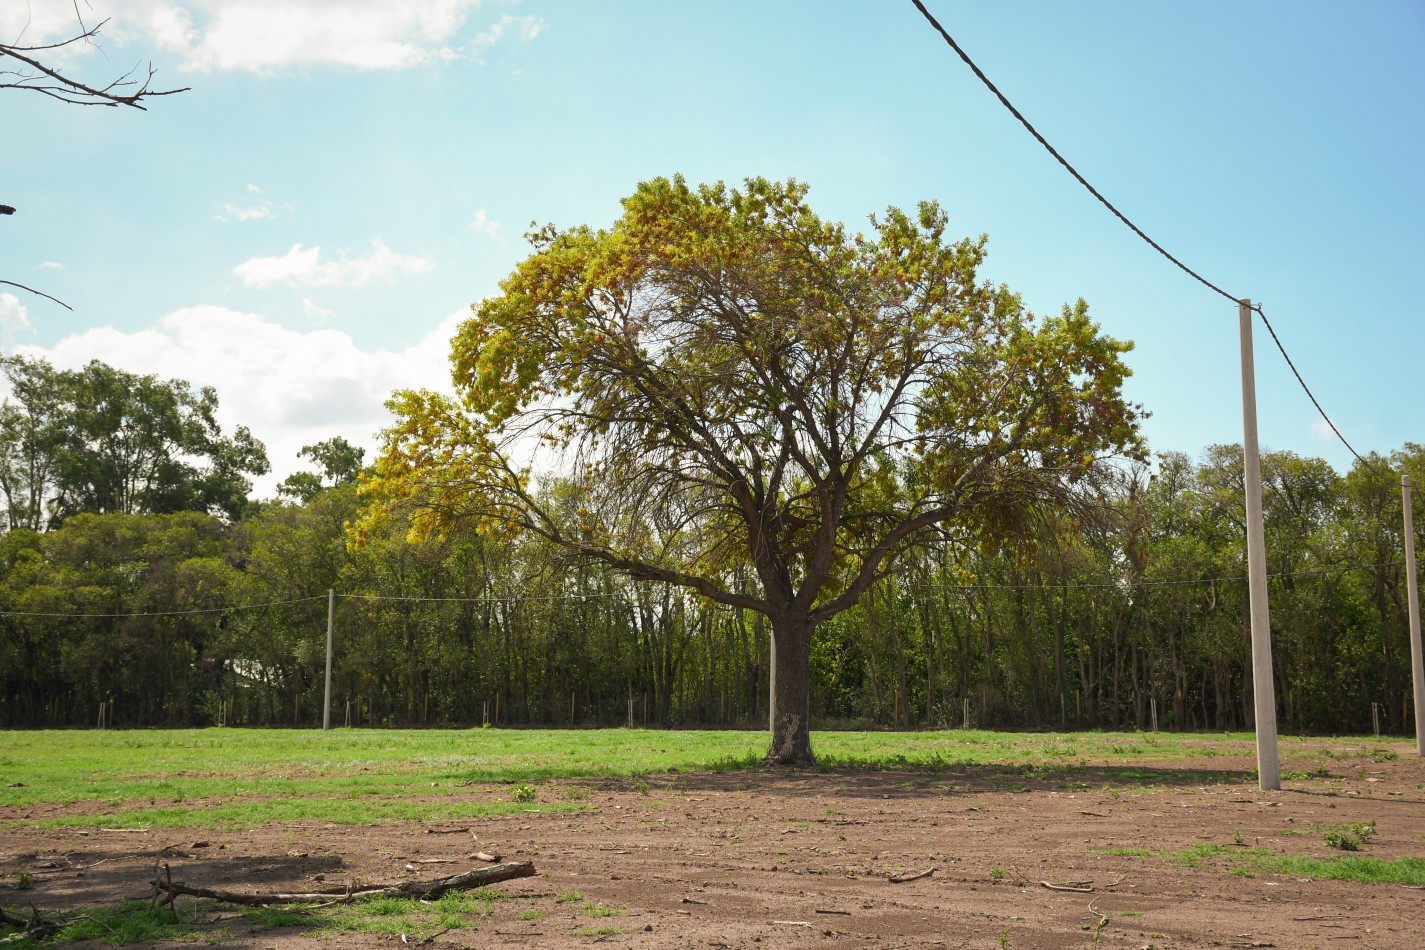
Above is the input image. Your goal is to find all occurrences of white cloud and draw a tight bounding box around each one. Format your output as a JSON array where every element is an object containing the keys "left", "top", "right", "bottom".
[
  {"left": 35, "top": 261, "right": 64, "bottom": 271},
  {"left": 222, "top": 202, "right": 275, "bottom": 222},
  {"left": 234, "top": 239, "right": 434, "bottom": 288},
  {"left": 214, "top": 184, "right": 284, "bottom": 223},
  {"left": 302, "top": 297, "right": 335, "bottom": 320},
  {"left": 1311, "top": 416, "right": 1335, "bottom": 441},
  {"left": 1, "top": 293, "right": 33, "bottom": 349},
  {"left": 14, "top": 306, "right": 462, "bottom": 496},
  {"left": 12, "top": 2, "right": 546, "bottom": 75},
  {"left": 469, "top": 208, "right": 501, "bottom": 238},
  {"left": 470, "top": 14, "right": 544, "bottom": 62}
]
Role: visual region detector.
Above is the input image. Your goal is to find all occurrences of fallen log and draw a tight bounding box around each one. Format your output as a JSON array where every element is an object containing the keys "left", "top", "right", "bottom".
[{"left": 149, "top": 861, "right": 536, "bottom": 907}]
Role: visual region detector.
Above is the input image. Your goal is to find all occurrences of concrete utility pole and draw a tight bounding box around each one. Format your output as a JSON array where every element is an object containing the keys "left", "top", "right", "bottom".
[
  {"left": 323, "top": 588, "right": 335, "bottom": 731},
  {"left": 1403, "top": 476, "right": 1425, "bottom": 755},
  {"left": 1239, "top": 299, "right": 1280, "bottom": 791}
]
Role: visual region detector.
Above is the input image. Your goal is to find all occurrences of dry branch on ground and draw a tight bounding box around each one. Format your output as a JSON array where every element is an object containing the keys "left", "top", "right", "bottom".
[{"left": 149, "top": 861, "right": 537, "bottom": 908}]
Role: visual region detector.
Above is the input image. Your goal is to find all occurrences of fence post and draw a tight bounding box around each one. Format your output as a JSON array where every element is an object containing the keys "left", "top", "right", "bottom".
[{"left": 323, "top": 589, "right": 334, "bottom": 731}]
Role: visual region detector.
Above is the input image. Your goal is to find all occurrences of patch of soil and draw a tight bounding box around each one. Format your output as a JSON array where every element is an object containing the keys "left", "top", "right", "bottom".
[{"left": 4, "top": 747, "right": 1425, "bottom": 948}]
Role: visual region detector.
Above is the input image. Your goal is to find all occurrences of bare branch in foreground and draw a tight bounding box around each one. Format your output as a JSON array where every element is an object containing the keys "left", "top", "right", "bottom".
[
  {"left": 1, "top": 18, "right": 189, "bottom": 110},
  {"left": 149, "top": 861, "right": 537, "bottom": 907}
]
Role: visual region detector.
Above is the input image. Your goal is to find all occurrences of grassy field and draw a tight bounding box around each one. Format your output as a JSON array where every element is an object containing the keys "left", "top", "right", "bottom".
[
  {"left": 1, "top": 726, "right": 1410, "bottom": 829},
  {"left": 4, "top": 728, "right": 1424, "bottom": 946}
]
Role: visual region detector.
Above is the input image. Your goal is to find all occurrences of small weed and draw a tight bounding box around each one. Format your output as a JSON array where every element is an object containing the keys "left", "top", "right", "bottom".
[
  {"left": 1323, "top": 822, "right": 1375, "bottom": 851},
  {"left": 517, "top": 910, "right": 544, "bottom": 920},
  {"left": 363, "top": 895, "right": 415, "bottom": 917},
  {"left": 582, "top": 900, "right": 624, "bottom": 918},
  {"left": 510, "top": 783, "right": 538, "bottom": 804},
  {"left": 1233, "top": 829, "right": 1245, "bottom": 846},
  {"left": 1323, "top": 831, "right": 1359, "bottom": 851},
  {"left": 988, "top": 867, "right": 1006, "bottom": 881},
  {"left": 13, "top": 873, "right": 31, "bottom": 890},
  {"left": 555, "top": 891, "right": 584, "bottom": 903},
  {"left": 997, "top": 926, "right": 1012, "bottom": 948},
  {"left": 1282, "top": 766, "right": 1331, "bottom": 780},
  {"left": 631, "top": 777, "right": 651, "bottom": 796},
  {"left": 572, "top": 923, "right": 624, "bottom": 936}
]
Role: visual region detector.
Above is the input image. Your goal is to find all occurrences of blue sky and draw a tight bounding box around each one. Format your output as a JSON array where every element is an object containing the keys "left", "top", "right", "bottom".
[{"left": 3, "top": 0, "right": 1422, "bottom": 494}]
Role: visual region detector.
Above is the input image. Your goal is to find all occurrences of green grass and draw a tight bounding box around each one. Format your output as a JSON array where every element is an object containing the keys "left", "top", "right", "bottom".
[
  {"left": 0, "top": 727, "right": 1406, "bottom": 830},
  {"left": 572, "top": 923, "right": 624, "bottom": 936},
  {"left": 28, "top": 795, "right": 585, "bottom": 830},
  {"left": 0, "top": 900, "right": 205, "bottom": 947},
  {"left": 1248, "top": 855, "right": 1425, "bottom": 884},
  {"left": 1, "top": 890, "right": 511, "bottom": 947},
  {"left": 1095, "top": 841, "right": 1425, "bottom": 886}
]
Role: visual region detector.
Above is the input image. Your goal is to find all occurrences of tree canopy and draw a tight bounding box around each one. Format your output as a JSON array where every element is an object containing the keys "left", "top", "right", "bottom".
[
  {"left": 363, "top": 175, "right": 1144, "bottom": 763},
  {"left": 278, "top": 437, "right": 367, "bottom": 504},
  {"left": 0, "top": 355, "right": 269, "bottom": 528}
]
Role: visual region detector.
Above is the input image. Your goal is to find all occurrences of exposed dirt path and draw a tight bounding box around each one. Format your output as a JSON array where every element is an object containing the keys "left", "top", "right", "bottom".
[{"left": 4, "top": 746, "right": 1424, "bottom": 947}]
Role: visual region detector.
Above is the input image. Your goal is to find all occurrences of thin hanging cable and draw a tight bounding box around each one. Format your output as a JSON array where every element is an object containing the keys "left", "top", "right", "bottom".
[
  {"left": 0, "top": 593, "right": 326, "bottom": 619},
  {"left": 914, "top": 560, "right": 1403, "bottom": 593},
  {"left": 908, "top": 0, "right": 1239, "bottom": 306},
  {"left": 339, "top": 591, "right": 623, "bottom": 605},
  {"left": 908, "top": 0, "right": 1380, "bottom": 474},
  {"left": 1254, "top": 303, "right": 1381, "bottom": 473}
]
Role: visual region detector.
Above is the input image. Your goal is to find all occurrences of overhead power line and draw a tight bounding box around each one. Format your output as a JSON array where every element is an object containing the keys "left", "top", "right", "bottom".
[
  {"left": 1254, "top": 303, "right": 1378, "bottom": 471},
  {"left": 0, "top": 594, "right": 325, "bottom": 619},
  {"left": 908, "top": 0, "right": 1238, "bottom": 307},
  {"left": 338, "top": 591, "right": 625, "bottom": 606},
  {"left": 907, "top": 0, "right": 1378, "bottom": 474},
  {"left": 917, "top": 560, "right": 1405, "bottom": 594}
]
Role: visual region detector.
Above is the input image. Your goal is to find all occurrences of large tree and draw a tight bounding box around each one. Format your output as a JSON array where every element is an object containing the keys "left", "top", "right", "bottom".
[{"left": 361, "top": 176, "right": 1144, "bottom": 763}]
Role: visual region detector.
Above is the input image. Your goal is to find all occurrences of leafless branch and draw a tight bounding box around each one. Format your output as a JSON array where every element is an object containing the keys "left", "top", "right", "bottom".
[
  {"left": 1, "top": 18, "right": 189, "bottom": 109},
  {"left": 0, "top": 280, "right": 72, "bottom": 311}
]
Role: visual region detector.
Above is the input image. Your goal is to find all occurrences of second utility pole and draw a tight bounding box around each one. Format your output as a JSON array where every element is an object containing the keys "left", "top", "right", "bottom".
[{"left": 1239, "top": 299, "right": 1280, "bottom": 790}]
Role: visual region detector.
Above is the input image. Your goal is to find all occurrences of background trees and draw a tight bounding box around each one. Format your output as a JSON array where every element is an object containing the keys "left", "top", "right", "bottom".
[
  {"left": 362, "top": 176, "right": 1144, "bottom": 764},
  {"left": 0, "top": 356, "right": 270, "bottom": 528},
  {"left": 0, "top": 438, "right": 1422, "bottom": 733}
]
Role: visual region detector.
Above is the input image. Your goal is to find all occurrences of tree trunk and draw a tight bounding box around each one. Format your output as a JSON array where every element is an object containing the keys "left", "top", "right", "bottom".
[{"left": 766, "top": 613, "right": 814, "bottom": 766}]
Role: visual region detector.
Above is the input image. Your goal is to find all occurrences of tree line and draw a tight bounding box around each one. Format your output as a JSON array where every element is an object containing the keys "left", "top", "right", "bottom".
[{"left": 1, "top": 354, "right": 1419, "bottom": 736}]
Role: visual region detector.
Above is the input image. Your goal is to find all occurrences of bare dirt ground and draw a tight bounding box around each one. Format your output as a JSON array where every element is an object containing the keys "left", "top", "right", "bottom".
[{"left": 4, "top": 743, "right": 1425, "bottom": 948}]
